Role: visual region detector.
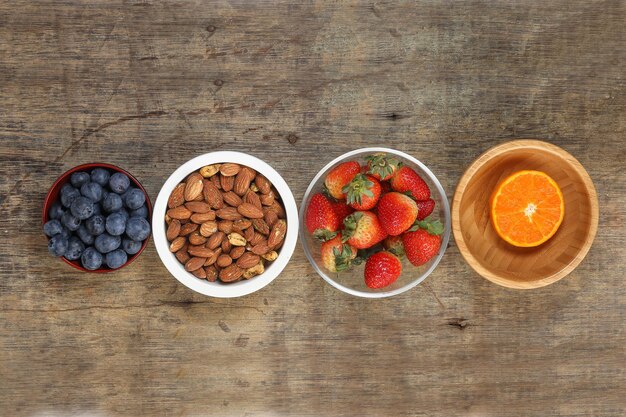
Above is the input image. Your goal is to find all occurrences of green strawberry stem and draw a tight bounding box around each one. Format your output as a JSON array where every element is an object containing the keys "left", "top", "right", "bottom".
[
  {"left": 342, "top": 174, "right": 374, "bottom": 206},
  {"left": 408, "top": 217, "right": 444, "bottom": 235},
  {"left": 313, "top": 228, "right": 338, "bottom": 242},
  {"left": 342, "top": 212, "right": 363, "bottom": 242},
  {"left": 365, "top": 153, "right": 400, "bottom": 180}
]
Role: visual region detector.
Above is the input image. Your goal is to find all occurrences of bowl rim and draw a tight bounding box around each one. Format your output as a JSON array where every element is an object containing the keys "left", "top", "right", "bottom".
[
  {"left": 152, "top": 151, "right": 299, "bottom": 298},
  {"left": 451, "top": 139, "right": 599, "bottom": 289},
  {"left": 42, "top": 162, "right": 153, "bottom": 273},
  {"left": 299, "top": 147, "right": 451, "bottom": 298}
]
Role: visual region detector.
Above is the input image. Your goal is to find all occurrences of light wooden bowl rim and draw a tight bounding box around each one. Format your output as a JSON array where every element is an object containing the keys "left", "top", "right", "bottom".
[{"left": 452, "top": 139, "right": 599, "bottom": 289}]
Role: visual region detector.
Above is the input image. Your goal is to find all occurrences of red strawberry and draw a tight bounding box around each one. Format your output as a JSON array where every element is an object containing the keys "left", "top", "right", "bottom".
[
  {"left": 364, "top": 251, "right": 402, "bottom": 289},
  {"left": 324, "top": 161, "right": 361, "bottom": 200},
  {"left": 342, "top": 211, "right": 388, "bottom": 249},
  {"left": 402, "top": 219, "right": 444, "bottom": 266},
  {"left": 376, "top": 192, "right": 418, "bottom": 236},
  {"left": 383, "top": 235, "right": 405, "bottom": 258},
  {"left": 365, "top": 153, "right": 400, "bottom": 181},
  {"left": 416, "top": 198, "right": 436, "bottom": 220},
  {"left": 380, "top": 181, "right": 392, "bottom": 194},
  {"left": 305, "top": 193, "right": 340, "bottom": 241},
  {"left": 390, "top": 166, "right": 431, "bottom": 201},
  {"left": 321, "top": 234, "right": 358, "bottom": 273},
  {"left": 342, "top": 174, "right": 382, "bottom": 210},
  {"left": 331, "top": 201, "right": 354, "bottom": 223}
]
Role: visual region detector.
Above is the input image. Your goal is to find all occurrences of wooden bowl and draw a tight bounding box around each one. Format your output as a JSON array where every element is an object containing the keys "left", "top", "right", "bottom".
[{"left": 452, "top": 140, "right": 598, "bottom": 289}]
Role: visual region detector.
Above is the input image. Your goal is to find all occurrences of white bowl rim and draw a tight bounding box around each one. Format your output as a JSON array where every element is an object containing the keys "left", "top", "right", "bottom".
[
  {"left": 153, "top": 151, "right": 299, "bottom": 298},
  {"left": 299, "top": 147, "right": 451, "bottom": 299}
]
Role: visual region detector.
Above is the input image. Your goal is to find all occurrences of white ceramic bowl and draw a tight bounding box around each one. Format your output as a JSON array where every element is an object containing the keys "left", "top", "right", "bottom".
[
  {"left": 153, "top": 151, "right": 298, "bottom": 298},
  {"left": 300, "top": 147, "right": 451, "bottom": 298}
]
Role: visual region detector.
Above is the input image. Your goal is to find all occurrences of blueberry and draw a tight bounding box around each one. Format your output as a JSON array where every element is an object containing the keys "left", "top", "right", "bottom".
[
  {"left": 118, "top": 208, "right": 130, "bottom": 221},
  {"left": 77, "top": 224, "right": 95, "bottom": 245},
  {"left": 70, "top": 171, "right": 90, "bottom": 188},
  {"left": 94, "top": 233, "right": 121, "bottom": 253},
  {"left": 43, "top": 219, "right": 63, "bottom": 237},
  {"left": 81, "top": 247, "right": 103, "bottom": 270},
  {"left": 60, "top": 185, "right": 81, "bottom": 208},
  {"left": 130, "top": 204, "right": 148, "bottom": 219},
  {"left": 123, "top": 188, "right": 145, "bottom": 210},
  {"left": 102, "top": 193, "right": 123, "bottom": 213},
  {"left": 80, "top": 182, "right": 103, "bottom": 203},
  {"left": 57, "top": 227, "right": 71, "bottom": 240},
  {"left": 101, "top": 189, "right": 109, "bottom": 201},
  {"left": 125, "top": 217, "right": 151, "bottom": 241},
  {"left": 85, "top": 214, "right": 105, "bottom": 236},
  {"left": 109, "top": 172, "right": 130, "bottom": 194},
  {"left": 64, "top": 237, "right": 85, "bottom": 261},
  {"left": 48, "top": 202, "right": 64, "bottom": 220},
  {"left": 122, "top": 238, "right": 142, "bottom": 255},
  {"left": 61, "top": 211, "right": 81, "bottom": 231},
  {"left": 92, "top": 203, "right": 102, "bottom": 216},
  {"left": 48, "top": 234, "right": 68, "bottom": 257},
  {"left": 106, "top": 212, "right": 126, "bottom": 236},
  {"left": 91, "top": 168, "right": 110, "bottom": 186},
  {"left": 70, "top": 196, "right": 95, "bottom": 220},
  {"left": 105, "top": 249, "right": 128, "bottom": 269}
]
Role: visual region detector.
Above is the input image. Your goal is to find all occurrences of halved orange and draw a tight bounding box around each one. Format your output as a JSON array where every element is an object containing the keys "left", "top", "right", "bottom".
[{"left": 490, "top": 170, "right": 564, "bottom": 247}]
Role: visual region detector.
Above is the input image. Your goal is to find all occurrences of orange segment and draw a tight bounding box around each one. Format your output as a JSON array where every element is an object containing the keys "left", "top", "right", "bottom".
[{"left": 490, "top": 170, "right": 564, "bottom": 247}]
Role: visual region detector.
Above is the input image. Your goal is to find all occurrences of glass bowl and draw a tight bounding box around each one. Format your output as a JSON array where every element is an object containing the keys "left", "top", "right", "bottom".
[{"left": 299, "top": 147, "right": 451, "bottom": 298}]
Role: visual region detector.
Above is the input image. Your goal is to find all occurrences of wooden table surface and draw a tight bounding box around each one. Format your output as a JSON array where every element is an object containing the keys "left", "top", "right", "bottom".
[{"left": 1, "top": 1, "right": 624, "bottom": 416}]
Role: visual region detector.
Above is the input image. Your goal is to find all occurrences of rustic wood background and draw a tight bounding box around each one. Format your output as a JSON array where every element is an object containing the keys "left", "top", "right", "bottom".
[{"left": 1, "top": 1, "right": 624, "bottom": 416}]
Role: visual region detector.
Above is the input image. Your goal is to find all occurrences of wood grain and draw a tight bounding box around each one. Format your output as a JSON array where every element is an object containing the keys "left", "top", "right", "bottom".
[{"left": 1, "top": 1, "right": 625, "bottom": 416}]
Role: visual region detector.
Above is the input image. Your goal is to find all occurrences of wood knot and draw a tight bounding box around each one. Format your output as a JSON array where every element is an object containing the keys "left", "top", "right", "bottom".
[
  {"left": 286, "top": 133, "right": 299, "bottom": 144},
  {"left": 214, "top": 79, "right": 224, "bottom": 86},
  {"left": 446, "top": 317, "right": 470, "bottom": 330},
  {"left": 206, "top": 25, "right": 216, "bottom": 32}
]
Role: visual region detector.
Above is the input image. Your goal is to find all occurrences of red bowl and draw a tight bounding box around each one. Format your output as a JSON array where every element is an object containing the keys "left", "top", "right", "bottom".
[{"left": 42, "top": 163, "right": 152, "bottom": 273}]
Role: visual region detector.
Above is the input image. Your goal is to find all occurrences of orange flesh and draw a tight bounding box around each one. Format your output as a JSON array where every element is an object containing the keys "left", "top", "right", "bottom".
[{"left": 490, "top": 170, "right": 564, "bottom": 247}]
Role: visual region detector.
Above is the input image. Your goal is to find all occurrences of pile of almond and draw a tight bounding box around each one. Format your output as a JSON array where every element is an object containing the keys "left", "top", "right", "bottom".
[{"left": 165, "top": 163, "right": 287, "bottom": 283}]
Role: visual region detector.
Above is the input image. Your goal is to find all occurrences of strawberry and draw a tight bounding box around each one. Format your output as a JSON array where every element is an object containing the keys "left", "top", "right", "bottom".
[
  {"left": 365, "top": 153, "right": 400, "bottom": 181},
  {"left": 342, "top": 174, "right": 382, "bottom": 210},
  {"left": 416, "top": 198, "right": 436, "bottom": 221},
  {"left": 331, "top": 201, "right": 354, "bottom": 223},
  {"left": 364, "top": 251, "right": 402, "bottom": 289},
  {"left": 321, "top": 234, "right": 358, "bottom": 273},
  {"left": 383, "top": 235, "right": 405, "bottom": 258},
  {"left": 379, "top": 180, "right": 392, "bottom": 194},
  {"left": 342, "top": 211, "right": 388, "bottom": 249},
  {"left": 305, "top": 193, "right": 340, "bottom": 241},
  {"left": 390, "top": 166, "right": 431, "bottom": 201},
  {"left": 402, "top": 219, "right": 444, "bottom": 266},
  {"left": 324, "top": 161, "right": 361, "bottom": 200},
  {"left": 376, "top": 192, "right": 418, "bottom": 236}
]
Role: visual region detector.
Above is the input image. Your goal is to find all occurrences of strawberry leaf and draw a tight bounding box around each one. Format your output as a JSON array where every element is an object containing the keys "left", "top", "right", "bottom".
[
  {"left": 342, "top": 212, "right": 362, "bottom": 242},
  {"left": 342, "top": 174, "right": 375, "bottom": 206},
  {"left": 408, "top": 217, "right": 444, "bottom": 235},
  {"left": 313, "top": 228, "right": 338, "bottom": 242}
]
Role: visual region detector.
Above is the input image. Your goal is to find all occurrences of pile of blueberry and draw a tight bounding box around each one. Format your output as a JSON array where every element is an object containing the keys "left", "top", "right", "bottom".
[{"left": 44, "top": 167, "right": 151, "bottom": 270}]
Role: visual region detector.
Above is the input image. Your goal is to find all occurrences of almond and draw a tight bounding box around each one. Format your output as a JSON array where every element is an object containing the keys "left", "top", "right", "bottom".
[
  {"left": 179, "top": 222, "right": 199, "bottom": 236},
  {"left": 216, "top": 207, "right": 241, "bottom": 220},
  {"left": 207, "top": 231, "right": 225, "bottom": 250},
  {"left": 188, "top": 232, "right": 207, "bottom": 246},
  {"left": 228, "top": 232, "right": 247, "bottom": 246},
  {"left": 210, "top": 174, "right": 222, "bottom": 190},
  {"left": 220, "top": 174, "right": 234, "bottom": 192},
  {"left": 167, "top": 206, "right": 192, "bottom": 220},
  {"left": 249, "top": 183, "right": 259, "bottom": 193},
  {"left": 166, "top": 219, "right": 181, "bottom": 241},
  {"left": 165, "top": 213, "right": 172, "bottom": 225},
  {"left": 192, "top": 193, "right": 204, "bottom": 202},
  {"left": 236, "top": 252, "right": 260, "bottom": 269},
  {"left": 238, "top": 203, "right": 264, "bottom": 219},
  {"left": 249, "top": 233, "right": 265, "bottom": 246},
  {"left": 185, "top": 201, "right": 212, "bottom": 213},
  {"left": 244, "top": 190, "right": 263, "bottom": 210},
  {"left": 188, "top": 245, "right": 215, "bottom": 258},
  {"left": 260, "top": 192, "right": 275, "bottom": 206},
  {"left": 255, "top": 174, "right": 271, "bottom": 194},
  {"left": 218, "top": 220, "right": 233, "bottom": 234},
  {"left": 220, "top": 163, "right": 241, "bottom": 177},
  {"left": 205, "top": 266, "right": 218, "bottom": 282},
  {"left": 216, "top": 254, "right": 233, "bottom": 268},
  {"left": 203, "top": 180, "right": 224, "bottom": 209},
  {"left": 251, "top": 243, "right": 270, "bottom": 255},
  {"left": 264, "top": 209, "right": 279, "bottom": 227},
  {"left": 168, "top": 183, "right": 186, "bottom": 208},
  {"left": 223, "top": 191, "right": 243, "bottom": 207},
  {"left": 244, "top": 227, "right": 256, "bottom": 242},
  {"left": 233, "top": 219, "right": 252, "bottom": 233},
  {"left": 219, "top": 264, "right": 243, "bottom": 282},
  {"left": 169, "top": 236, "right": 186, "bottom": 252},
  {"left": 252, "top": 218, "right": 270, "bottom": 235},
  {"left": 261, "top": 251, "right": 278, "bottom": 261},
  {"left": 234, "top": 168, "right": 255, "bottom": 196},
  {"left": 204, "top": 248, "right": 221, "bottom": 266},
  {"left": 269, "top": 201, "right": 286, "bottom": 219},
  {"left": 243, "top": 262, "right": 264, "bottom": 279},
  {"left": 230, "top": 246, "right": 245, "bottom": 260},
  {"left": 200, "top": 164, "right": 220, "bottom": 178},
  {"left": 185, "top": 257, "right": 207, "bottom": 272},
  {"left": 184, "top": 173, "right": 204, "bottom": 201},
  {"left": 190, "top": 211, "right": 216, "bottom": 224},
  {"left": 191, "top": 267, "right": 207, "bottom": 279},
  {"left": 268, "top": 219, "right": 287, "bottom": 248},
  {"left": 221, "top": 239, "right": 232, "bottom": 253},
  {"left": 175, "top": 246, "right": 191, "bottom": 263},
  {"left": 199, "top": 221, "right": 218, "bottom": 237}
]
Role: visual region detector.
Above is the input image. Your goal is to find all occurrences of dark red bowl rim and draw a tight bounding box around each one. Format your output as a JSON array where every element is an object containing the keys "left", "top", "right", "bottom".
[{"left": 42, "top": 162, "right": 152, "bottom": 273}]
